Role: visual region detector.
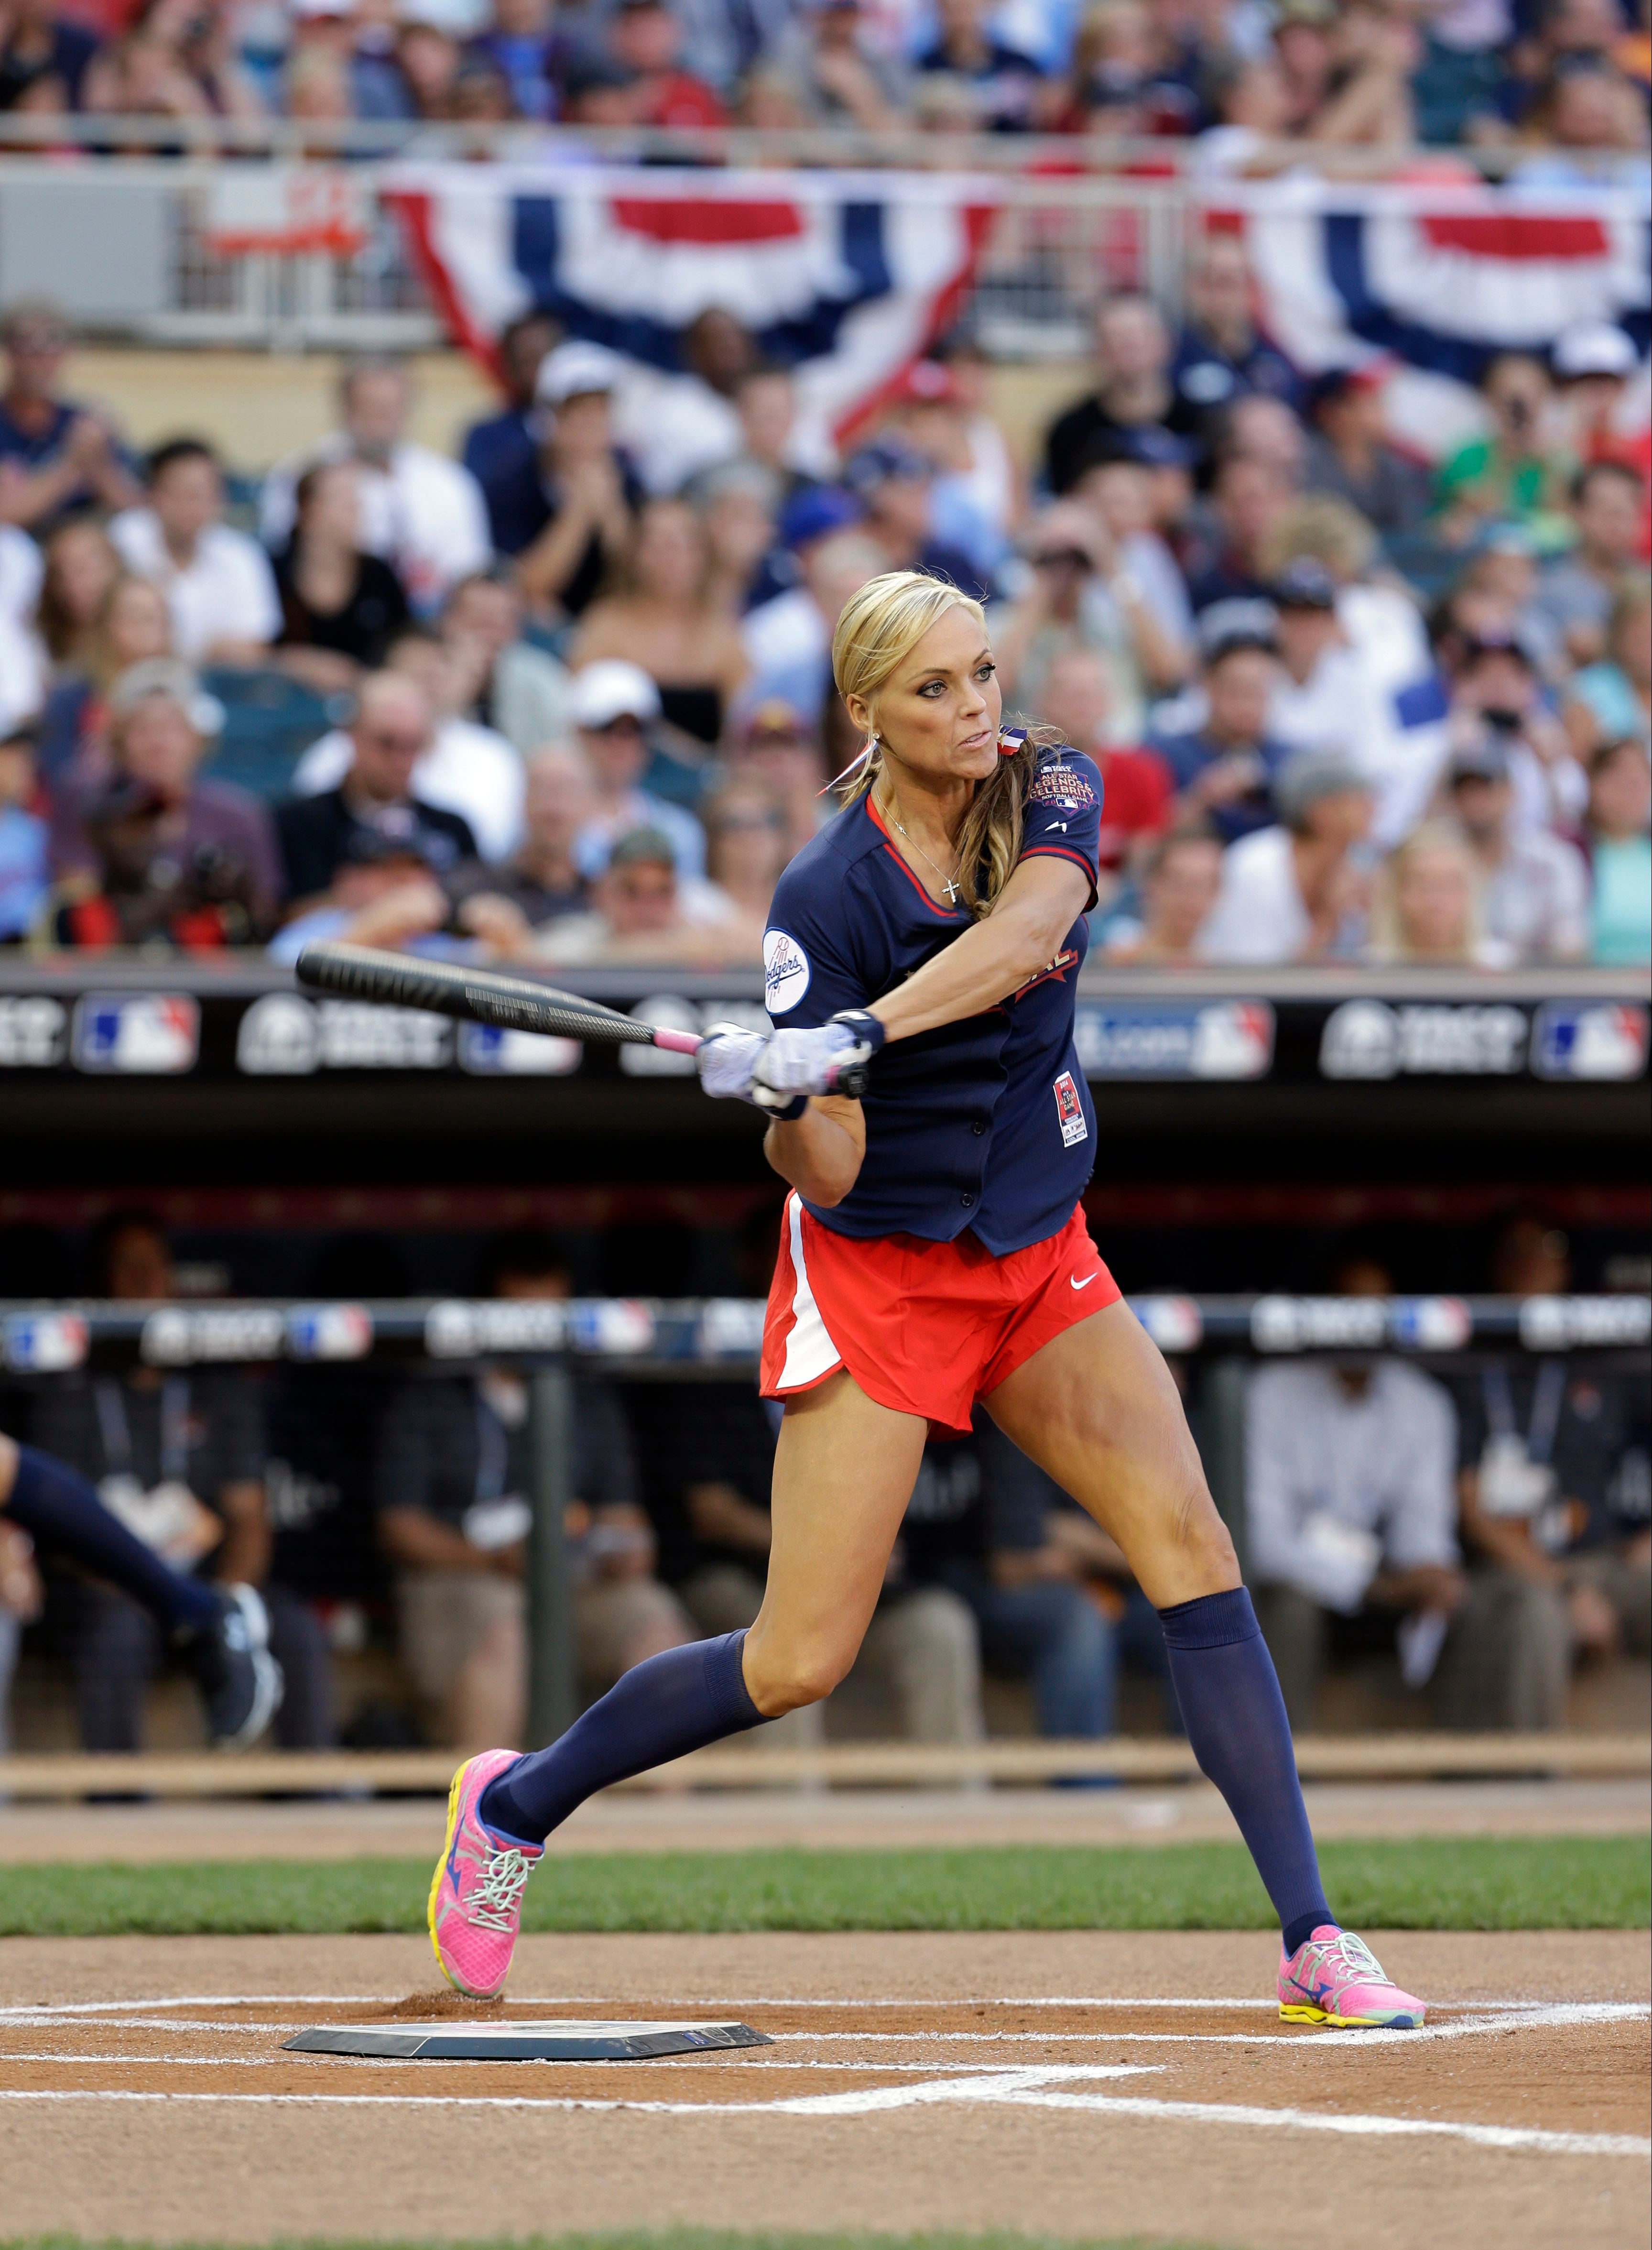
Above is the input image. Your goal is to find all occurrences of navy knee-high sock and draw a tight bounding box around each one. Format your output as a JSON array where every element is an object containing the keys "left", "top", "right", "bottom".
[
  {"left": 480, "top": 1630, "right": 768, "bottom": 1845},
  {"left": 5, "top": 1446, "right": 219, "bottom": 1637},
  {"left": 1159, "top": 1587, "right": 1334, "bottom": 1956}
]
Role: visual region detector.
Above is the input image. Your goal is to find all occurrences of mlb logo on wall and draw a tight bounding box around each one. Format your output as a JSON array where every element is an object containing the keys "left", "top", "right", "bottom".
[
  {"left": 1053, "top": 1070, "right": 1088, "bottom": 1148},
  {"left": 72, "top": 994, "right": 199, "bottom": 1074},
  {"left": 1532, "top": 1004, "right": 1649, "bottom": 1082}
]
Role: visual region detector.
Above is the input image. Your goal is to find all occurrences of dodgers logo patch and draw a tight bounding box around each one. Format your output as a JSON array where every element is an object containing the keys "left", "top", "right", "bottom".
[
  {"left": 1053, "top": 1070, "right": 1088, "bottom": 1147},
  {"left": 763, "top": 928, "right": 811, "bottom": 1015},
  {"left": 1030, "top": 764, "right": 1096, "bottom": 810}
]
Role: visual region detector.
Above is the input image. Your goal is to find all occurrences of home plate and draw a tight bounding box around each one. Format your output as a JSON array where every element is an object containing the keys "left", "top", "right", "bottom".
[{"left": 283, "top": 2019, "right": 773, "bottom": 2062}]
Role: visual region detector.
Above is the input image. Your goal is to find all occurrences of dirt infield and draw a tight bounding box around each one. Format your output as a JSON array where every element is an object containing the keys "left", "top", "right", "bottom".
[{"left": 0, "top": 1933, "right": 1646, "bottom": 2250}]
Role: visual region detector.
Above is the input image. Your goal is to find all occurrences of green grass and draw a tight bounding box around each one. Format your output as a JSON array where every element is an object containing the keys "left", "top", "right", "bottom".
[
  {"left": 1, "top": 2238, "right": 1229, "bottom": 2250},
  {"left": 1, "top": 1835, "right": 1644, "bottom": 1937}
]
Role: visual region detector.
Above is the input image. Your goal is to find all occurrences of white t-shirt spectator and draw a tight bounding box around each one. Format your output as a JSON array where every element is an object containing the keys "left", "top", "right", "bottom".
[
  {"left": 0, "top": 524, "right": 43, "bottom": 730},
  {"left": 741, "top": 588, "right": 833, "bottom": 719},
  {"left": 1246, "top": 1360, "right": 1460, "bottom": 1613},
  {"left": 1196, "top": 826, "right": 1311, "bottom": 964},
  {"left": 1482, "top": 829, "right": 1591, "bottom": 963},
  {"left": 109, "top": 508, "right": 281, "bottom": 666},
  {"left": 260, "top": 441, "right": 491, "bottom": 614},
  {"left": 293, "top": 721, "right": 525, "bottom": 863},
  {"left": 1270, "top": 645, "right": 1386, "bottom": 771}
]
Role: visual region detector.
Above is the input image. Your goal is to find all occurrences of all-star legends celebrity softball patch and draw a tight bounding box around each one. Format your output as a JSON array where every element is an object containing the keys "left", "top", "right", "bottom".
[
  {"left": 763, "top": 928, "right": 812, "bottom": 1015},
  {"left": 1030, "top": 765, "right": 1098, "bottom": 810},
  {"left": 1053, "top": 1070, "right": 1088, "bottom": 1147}
]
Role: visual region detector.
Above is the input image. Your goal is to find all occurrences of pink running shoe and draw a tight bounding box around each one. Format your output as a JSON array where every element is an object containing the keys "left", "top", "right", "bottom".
[
  {"left": 1279, "top": 1926, "right": 1425, "bottom": 2029},
  {"left": 427, "top": 1750, "right": 543, "bottom": 2000}
]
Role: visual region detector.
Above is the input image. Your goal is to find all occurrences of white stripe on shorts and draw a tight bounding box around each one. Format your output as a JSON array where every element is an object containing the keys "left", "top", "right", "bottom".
[{"left": 776, "top": 1191, "right": 843, "bottom": 1390}]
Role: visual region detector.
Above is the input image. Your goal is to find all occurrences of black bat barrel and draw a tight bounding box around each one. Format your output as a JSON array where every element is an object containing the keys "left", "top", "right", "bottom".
[{"left": 293, "top": 942, "right": 657, "bottom": 1047}]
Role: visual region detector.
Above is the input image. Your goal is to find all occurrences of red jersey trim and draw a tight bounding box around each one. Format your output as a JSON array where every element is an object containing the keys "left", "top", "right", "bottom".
[{"left": 865, "top": 795, "right": 968, "bottom": 920}]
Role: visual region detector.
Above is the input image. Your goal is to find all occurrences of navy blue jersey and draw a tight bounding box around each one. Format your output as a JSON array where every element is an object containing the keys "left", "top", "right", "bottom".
[{"left": 762, "top": 746, "right": 1103, "bottom": 1255}]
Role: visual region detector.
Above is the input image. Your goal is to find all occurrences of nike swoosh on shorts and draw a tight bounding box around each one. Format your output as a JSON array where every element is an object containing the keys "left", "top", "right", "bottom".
[{"left": 1071, "top": 1272, "right": 1102, "bottom": 1290}]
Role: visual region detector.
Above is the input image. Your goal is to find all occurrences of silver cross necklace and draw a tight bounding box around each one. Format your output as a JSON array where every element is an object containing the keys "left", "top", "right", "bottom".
[{"left": 877, "top": 781, "right": 965, "bottom": 906}]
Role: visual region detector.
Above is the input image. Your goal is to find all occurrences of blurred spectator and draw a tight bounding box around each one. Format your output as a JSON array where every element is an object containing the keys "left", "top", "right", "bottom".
[
  {"left": 451, "top": 741, "right": 594, "bottom": 931},
  {"left": 883, "top": 358, "right": 1008, "bottom": 581},
  {"left": 999, "top": 497, "right": 1185, "bottom": 737},
  {"left": 1551, "top": 320, "right": 1648, "bottom": 486},
  {"left": 615, "top": 307, "right": 765, "bottom": 500},
  {"left": 718, "top": 694, "right": 829, "bottom": 860},
  {"left": 38, "top": 572, "right": 172, "bottom": 814},
  {"left": 1532, "top": 461, "right": 1646, "bottom": 668},
  {"left": 1369, "top": 819, "right": 1507, "bottom": 968},
  {"left": 1071, "top": 442, "right": 1194, "bottom": 669},
  {"left": 1167, "top": 233, "right": 1300, "bottom": 446},
  {"left": 35, "top": 517, "right": 121, "bottom": 688},
  {"left": 913, "top": 0, "right": 1044, "bottom": 130},
  {"left": 697, "top": 459, "right": 781, "bottom": 618},
  {"left": 84, "top": 0, "right": 262, "bottom": 124},
  {"left": 441, "top": 570, "right": 573, "bottom": 754},
  {"left": 904, "top": 1415, "right": 1172, "bottom": 1743},
  {"left": 771, "top": 0, "right": 905, "bottom": 127},
  {"left": 1450, "top": 625, "right": 1587, "bottom": 836},
  {"left": 261, "top": 359, "right": 491, "bottom": 616},
  {"left": 1302, "top": 367, "right": 1431, "bottom": 542},
  {"left": 1451, "top": 1221, "right": 1651, "bottom": 1727},
  {"left": 534, "top": 824, "right": 750, "bottom": 965},
  {"left": 1565, "top": 573, "right": 1652, "bottom": 756},
  {"left": 1044, "top": 294, "right": 1174, "bottom": 498},
  {"left": 515, "top": 341, "right": 641, "bottom": 619},
  {"left": 1250, "top": 1254, "right": 1561, "bottom": 1734},
  {"left": 0, "top": 0, "right": 99, "bottom": 111},
  {"left": 1098, "top": 822, "right": 1224, "bottom": 964},
  {"left": 35, "top": 1212, "right": 332, "bottom": 1751},
  {"left": 394, "top": 7, "right": 464, "bottom": 120},
  {"left": 1197, "top": 747, "right": 1373, "bottom": 965},
  {"left": 0, "top": 718, "right": 46, "bottom": 942},
  {"left": 276, "top": 670, "right": 477, "bottom": 905},
  {"left": 460, "top": 310, "right": 562, "bottom": 555},
  {"left": 1446, "top": 731, "right": 1589, "bottom": 963},
  {"left": 571, "top": 495, "right": 750, "bottom": 748},
  {"left": 1150, "top": 620, "right": 1290, "bottom": 843},
  {"left": 293, "top": 627, "right": 524, "bottom": 863},
  {"left": 467, "top": 0, "right": 563, "bottom": 118},
  {"left": 1033, "top": 645, "right": 1171, "bottom": 892},
  {"left": 609, "top": 0, "right": 725, "bottom": 123},
  {"left": 700, "top": 775, "right": 789, "bottom": 934},
  {"left": 1433, "top": 353, "right": 1566, "bottom": 546},
  {"left": 1513, "top": 53, "right": 1648, "bottom": 186},
  {"left": 272, "top": 460, "right": 411, "bottom": 692},
  {"left": 741, "top": 516, "right": 883, "bottom": 717},
  {"left": 266, "top": 830, "right": 456, "bottom": 968},
  {"left": 1183, "top": 453, "right": 1292, "bottom": 612},
  {"left": 567, "top": 658, "right": 707, "bottom": 878},
  {"left": 377, "top": 1232, "right": 694, "bottom": 1748},
  {"left": 110, "top": 438, "right": 280, "bottom": 670},
  {"left": 0, "top": 300, "right": 139, "bottom": 532},
  {"left": 0, "top": 517, "right": 42, "bottom": 734},
  {"left": 1053, "top": 0, "right": 1197, "bottom": 137},
  {"left": 54, "top": 658, "right": 281, "bottom": 941},
  {"left": 1581, "top": 735, "right": 1652, "bottom": 967},
  {"left": 729, "top": 360, "right": 815, "bottom": 500},
  {"left": 841, "top": 437, "right": 989, "bottom": 599}
]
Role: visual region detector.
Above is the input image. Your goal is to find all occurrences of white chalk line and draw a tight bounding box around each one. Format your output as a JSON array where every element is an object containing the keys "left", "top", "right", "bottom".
[{"left": 0, "top": 2066, "right": 1644, "bottom": 2157}]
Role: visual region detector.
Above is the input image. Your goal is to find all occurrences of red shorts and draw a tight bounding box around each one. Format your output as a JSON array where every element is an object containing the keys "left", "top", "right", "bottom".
[{"left": 761, "top": 1196, "right": 1121, "bottom": 1434}]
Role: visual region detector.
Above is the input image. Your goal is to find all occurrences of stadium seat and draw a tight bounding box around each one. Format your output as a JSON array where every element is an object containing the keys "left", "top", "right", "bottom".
[{"left": 200, "top": 667, "right": 348, "bottom": 805}]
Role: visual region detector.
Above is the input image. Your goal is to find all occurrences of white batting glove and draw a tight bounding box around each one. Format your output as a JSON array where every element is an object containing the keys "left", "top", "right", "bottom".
[
  {"left": 752, "top": 1011, "right": 885, "bottom": 1101},
  {"left": 695, "top": 1023, "right": 768, "bottom": 1104}
]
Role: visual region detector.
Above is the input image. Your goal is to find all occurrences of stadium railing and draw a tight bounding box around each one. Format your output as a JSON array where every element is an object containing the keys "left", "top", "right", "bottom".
[{"left": 1, "top": 1290, "right": 1645, "bottom": 1795}]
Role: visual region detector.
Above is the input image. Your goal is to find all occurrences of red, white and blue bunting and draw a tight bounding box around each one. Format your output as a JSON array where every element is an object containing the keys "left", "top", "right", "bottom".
[{"left": 383, "top": 165, "right": 995, "bottom": 448}]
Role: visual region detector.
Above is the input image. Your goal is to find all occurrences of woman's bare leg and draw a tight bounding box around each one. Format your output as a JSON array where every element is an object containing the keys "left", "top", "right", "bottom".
[
  {"left": 743, "top": 1370, "right": 930, "bottom": 1715},
  {"left": 983, "top": 1300, "right": 1239, "bottom": 1604}
]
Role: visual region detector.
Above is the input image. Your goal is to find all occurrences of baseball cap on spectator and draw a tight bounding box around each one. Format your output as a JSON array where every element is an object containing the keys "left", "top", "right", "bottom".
[
  {"left": 1447, "top": 732, "right": 1512, "bottom": 786},
  {"left": 571, "top": 660, "right": 662, "bottom": 730},
  {"left": 290, "top": 0, "right": 354, "bottom": 16},
  {"left": 1274, "top": 749, "right": 1370, "bottom": 830},
  {"left": 739, "top": 696, "right": 812, "bottom": 744},
  {"left": 1305, "top": 363, "right": 1389, "bottom": 419},
  {"left": 109, "top": 658, "right": 225, "bottom": 738},
  {"left": 1198, "top": 600, "right": 1280, "bottom": 663},
  {"left": 1271, "top": 557, "right": 1339, "bottom": 612},
  {"left": 1552, "top": 322, "right": 1638, "bottom": 382},
  {"left": 1275, "top": 0, "right": 1337, "bottom": 22},
  {"left": 536, "top": 341, "right": 625, "bottom": 408},
  {"left": 892, "top": 360, "right": 961, "bottom": 407},
  {"left": 1461, "top": 623, "right": 1540, "bottom": 670},
  {"left": 398, "top": 0, "right": 486, "bottom": 28},
  {"left": 843, "top": 439, "right": 934, "bottom": 499},
  {"left": 778, "top": 484, "right": 862, "bottom": 550},
  {"left": 608, "top": 826, "right": 676, "bottom": 870}
]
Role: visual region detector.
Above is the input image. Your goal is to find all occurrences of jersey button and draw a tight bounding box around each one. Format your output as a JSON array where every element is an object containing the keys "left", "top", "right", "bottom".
[
  {"left": 970, "top": 1121, "right": 985, "bottom": 1136},
  {"left": 960, "top": 1192, "right": 975, "bottom": 1208}
]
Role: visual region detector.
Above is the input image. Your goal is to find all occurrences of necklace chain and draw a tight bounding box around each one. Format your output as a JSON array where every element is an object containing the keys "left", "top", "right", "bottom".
[{"left": 878, "top": 783, "right": 964, "bottom": 906}]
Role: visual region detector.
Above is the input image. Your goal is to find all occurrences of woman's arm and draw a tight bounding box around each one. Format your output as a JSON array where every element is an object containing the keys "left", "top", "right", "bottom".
[
  {"left": 763, "top": 1093, "right": 866, "bottom": 1208},
  {"left": 870, "top": 855, "right": 1092, "bottom": 1045}
]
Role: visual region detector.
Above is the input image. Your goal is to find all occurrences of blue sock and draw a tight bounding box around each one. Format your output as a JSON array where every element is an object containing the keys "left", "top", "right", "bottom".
[
  {"left": 479, "top": 1629, "right": 769, "bottom": 1845},
  {"left": 5, "top": 1445, "right": 219, "bottom": 1637},
  {"left": 1158, "top": 1587, "right": 1334, "bottom": 1958}
]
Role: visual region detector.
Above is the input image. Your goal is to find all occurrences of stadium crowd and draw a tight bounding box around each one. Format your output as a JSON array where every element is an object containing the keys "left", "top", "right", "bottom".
[
  {"left": 0, "top": 251, "right": 1647, "bottom": 970},
  {"left": 0, "top": 0, "right": 1647, "bottom": 167},
  {"left": 0, "top": 1212, "right": 1645, "bottom": 1756}
]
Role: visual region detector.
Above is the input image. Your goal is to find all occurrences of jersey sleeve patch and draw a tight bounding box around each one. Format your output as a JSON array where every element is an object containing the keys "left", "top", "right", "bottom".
[
  {"left": 1029, "top": 763, "right": 1098, "bottom": 810},
  {"left": 763, "top": 927, "right": 812, "bottom": 1015}
]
